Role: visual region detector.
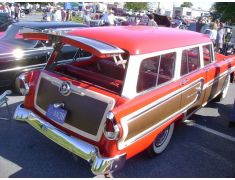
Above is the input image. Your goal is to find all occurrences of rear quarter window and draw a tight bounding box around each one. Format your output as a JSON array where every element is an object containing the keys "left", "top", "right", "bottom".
[
  {"left": 181, "top": 47, "right": 200, "bottom": 76},
  {"left": 137, "top": 52, "right": 176, "bottom": 93}
]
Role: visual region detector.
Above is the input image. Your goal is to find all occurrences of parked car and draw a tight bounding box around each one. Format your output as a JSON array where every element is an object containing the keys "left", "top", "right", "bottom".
[
  {"left": 224, "top": 26, "right": 235, "bottom": 55},
  {"left": 14, "top": 26, "right": 235, "bottom": 175},
  {"left": 0, "top": 21, "right": 87, "bottom": 88},
  {"left": 0, "top": 12, "right": 14, "bottom": 32},
  {"left": 121, "top": 15, "right": 149, "bottom": 26}
]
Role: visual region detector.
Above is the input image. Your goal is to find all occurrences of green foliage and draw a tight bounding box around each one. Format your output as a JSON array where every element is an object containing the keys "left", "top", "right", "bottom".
[
  {"left": 213, "top": 2, "right": 235, "bottom": 24},
  {"left": 71, "top": 16, "right": 83, "bottom": 23},
  {"left": 180, "top": 2, "right": 193, "bottom": 8},
  {"left": 124, "top": 2, "right": 148, "bottom": 11}
]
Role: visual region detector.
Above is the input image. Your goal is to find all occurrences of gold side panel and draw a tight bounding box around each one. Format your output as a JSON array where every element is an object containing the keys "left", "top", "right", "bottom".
[
  {"left": 187, "top": 89, "right": 206, "bottom": 116},
  {"left": 205, "top": 75, "right": 226, "bottom": 101},
  {"left": 126, "top": 93, "right": 181, "bottom": 141},
  {"left": 180, "top": 82, "right": 201, "bottom": 108}
]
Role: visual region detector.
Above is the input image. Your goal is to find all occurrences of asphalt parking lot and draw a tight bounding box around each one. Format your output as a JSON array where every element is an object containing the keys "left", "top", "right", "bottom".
[{"left": 0, "top": 84, "right": 235, "bottom": 178}]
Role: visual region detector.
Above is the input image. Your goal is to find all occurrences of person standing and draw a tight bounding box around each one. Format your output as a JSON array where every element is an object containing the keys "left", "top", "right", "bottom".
[
  {"left": 100, "top": 9, "right": 115, "bottom": 26},
  {"left": 0, "top": 4, "right": 4, "bottom": 13},
  {"left": 147, "top": 14, "right": 158, "bottom": 26},
  {"left": 54, "top": 6, "right": 62, "bottom": 21},
  {"left": 196, "top": 17, "right": 204, "bottom": 32},
  {"left": 205, "top": 22, "right": 217, "bottom": 45},
  {"left": 215, "top": 22, "right": 225, "bottom": 53},
  {"left": 83, "top": 10, "right": 91, "bottom": 26},
  {"left": 61, "top": 7, "right": 66, "bottom": 21},
  {"left": 10, "top": 4, "right": 15, "bottom": 20},
  {"left": 229, "top": 99, "right": 235, "bottom": 127},
  {"left": 4, "top": 4, "right": 10, "bottom": 16},
  {"left": 65, "top": 9, "right": 72, "bottom": 21},
  {"left": 46, "top": 7, "right": 52, "bottom": 21},
  {"left": 14, "top": 3, "right": 20, "bottom": 21}
]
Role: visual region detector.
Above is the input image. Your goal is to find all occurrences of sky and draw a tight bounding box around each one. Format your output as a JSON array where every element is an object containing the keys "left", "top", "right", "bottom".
[
  {"left": 174, "top": 1, "right": 214, "bottom": 10},
  {"left": 158, "top": 1, "right": 214, "bottom": 11}
]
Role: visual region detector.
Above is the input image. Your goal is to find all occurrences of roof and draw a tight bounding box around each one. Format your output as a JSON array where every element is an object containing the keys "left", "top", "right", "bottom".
[
  {"left": 12, "top": 21, "right": 88, "bottom": 29},
  {"left": 68, "top": 26, "right": 211, "bottom": 55}
]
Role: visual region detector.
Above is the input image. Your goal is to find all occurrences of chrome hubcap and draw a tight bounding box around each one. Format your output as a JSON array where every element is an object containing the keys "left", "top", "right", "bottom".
[{"left": 154, "top": 127, "right": 170, "bottom": 147}]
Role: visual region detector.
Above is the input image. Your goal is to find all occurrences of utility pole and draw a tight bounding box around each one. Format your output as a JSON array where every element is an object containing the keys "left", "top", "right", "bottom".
[{"left": 157, "top": 2, "right": 160, "bottom": 14}]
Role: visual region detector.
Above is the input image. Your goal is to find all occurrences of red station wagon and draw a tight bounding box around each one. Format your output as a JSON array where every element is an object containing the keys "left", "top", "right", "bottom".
[{"left": 14, "top": 26, "right": 235, "bottom": 175}]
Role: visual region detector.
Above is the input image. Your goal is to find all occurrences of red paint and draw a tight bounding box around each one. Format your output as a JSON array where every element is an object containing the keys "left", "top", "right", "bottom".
[
  {"left": 21, "top": 27, "right": 235, "bottom": 161},
  {"left": 68, "top": 26, "right": 210, "bottom": 55}
]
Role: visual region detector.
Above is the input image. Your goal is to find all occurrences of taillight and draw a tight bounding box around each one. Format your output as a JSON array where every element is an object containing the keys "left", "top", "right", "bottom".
[{"left": 104, "top": 112, "right": 121, "bottom": 140}]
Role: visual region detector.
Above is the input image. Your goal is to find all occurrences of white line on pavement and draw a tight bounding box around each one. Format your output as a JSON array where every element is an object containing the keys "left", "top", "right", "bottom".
[{"left": 184, "top": 120, "right": 235, "bottom": 143}]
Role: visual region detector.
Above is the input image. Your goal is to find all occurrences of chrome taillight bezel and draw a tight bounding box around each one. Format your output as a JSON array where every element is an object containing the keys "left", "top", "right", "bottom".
[
  {"left": 15, "top": 74, "right": 30, "bottom": 96},
  {"left": 103, "top": 111, "right": 120, "bottom": 140}
]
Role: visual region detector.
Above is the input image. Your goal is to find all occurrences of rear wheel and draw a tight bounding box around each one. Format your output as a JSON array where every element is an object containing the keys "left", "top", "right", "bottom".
[
  {"left": 213, "top": 75, "right": 230, "bottom": 102},
  {"left": 147, "top": 123, "right": 174, "bottom": 157}
]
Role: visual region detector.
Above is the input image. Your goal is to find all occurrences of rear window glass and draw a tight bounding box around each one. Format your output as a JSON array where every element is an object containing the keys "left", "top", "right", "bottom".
[
  {"left": 181, "top": 47, "right": 200, "bottom": 76},
  {"left": 137, "top": 52, "right": 176, "bottom": 93},
  {"left": 203, "top": 44, "right": 213, "bottom": 66}
]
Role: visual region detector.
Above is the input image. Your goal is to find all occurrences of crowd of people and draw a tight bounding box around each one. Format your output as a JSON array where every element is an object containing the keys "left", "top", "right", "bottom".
[
  {"left": 1, "top": 2, "right": 233, "bottom": 54},
  {"left": 196, "top": 18, "right": 231, "bottom": 53},
  {"left": 0, "top": 3, "right": 22, "bottom": 21},
  {"left": 42, "top": 5, "right": 72, "bottom": 22}
]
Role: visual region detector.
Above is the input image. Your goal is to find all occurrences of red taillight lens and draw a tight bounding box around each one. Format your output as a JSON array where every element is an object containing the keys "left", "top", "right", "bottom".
[{"left": 106, "top": 119, "right": 115, "bottom": 132}]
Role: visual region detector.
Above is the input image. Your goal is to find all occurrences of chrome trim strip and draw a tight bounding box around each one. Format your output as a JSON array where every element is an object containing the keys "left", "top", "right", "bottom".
[
  {"left": 124, "top": 78, "right": 203, "bottom": 123},
  {"left": 23, "top": 32, "right": 125, "bottom": 55},
  {"left": 204, "top": 69, "right": 230, "bottom": 89},
  {"left": 64, "top": 34, "right": 125, "bottom": 55},
  {"left": 13, "top": 104, "right": 126, "bottom": 175},
  {"left": 0, "top": 63, "right": 46, "bottom": 73},
  {"left": 34, "top": 72, "right": 116, "bottom": 142},
  {"left": 0, "top": 48, "right": 52, "bottom": 57}
]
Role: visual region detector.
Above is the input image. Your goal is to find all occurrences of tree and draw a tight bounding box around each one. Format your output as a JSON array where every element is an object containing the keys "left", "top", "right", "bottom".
[
  {"left": 124, "top": 2, "right": 148, "bottom": 11},
  {"left": 213, "top": 2, "right": 235, "bottom": 24},
  {"left": 180, "top": 2, "right": 193, "bottom": 8}
]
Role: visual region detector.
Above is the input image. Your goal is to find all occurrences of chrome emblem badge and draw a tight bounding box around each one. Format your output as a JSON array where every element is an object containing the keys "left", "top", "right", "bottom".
[{"left": 59, "top": 81, "right": 71, "bottom": 96}]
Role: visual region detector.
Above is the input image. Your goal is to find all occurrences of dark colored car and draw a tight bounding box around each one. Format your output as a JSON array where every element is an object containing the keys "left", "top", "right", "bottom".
[
  {"left": 0, "top": 21, "right": 87, "bottom": 88},
  {"left": 0, "top": 12, "right": 14, "bottom": 32}
]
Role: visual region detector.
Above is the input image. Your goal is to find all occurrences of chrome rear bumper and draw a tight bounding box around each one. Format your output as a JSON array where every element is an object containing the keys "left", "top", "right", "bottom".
[{"left": 13, "top": 104, "right": 126, "bottom": 175}]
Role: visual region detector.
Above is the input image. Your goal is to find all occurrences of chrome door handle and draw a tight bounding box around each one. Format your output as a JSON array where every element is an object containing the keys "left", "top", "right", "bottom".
[{"left": 196, "top": 87, "right": 202, "bottom": 93}]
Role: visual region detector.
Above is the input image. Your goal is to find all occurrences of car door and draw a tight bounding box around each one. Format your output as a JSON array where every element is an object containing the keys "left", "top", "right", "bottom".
[
  {"left": 179, "top": 46, "right": 205, "bottom": 115},
  {"left": 202, "top": 44, "right": 227, "bottom": 103},
  {"left": 125, "top": 52, "right": 182, "bottom": 142},
  {"left": 19, "top": 46, "right": 51, "bottom": 69}
]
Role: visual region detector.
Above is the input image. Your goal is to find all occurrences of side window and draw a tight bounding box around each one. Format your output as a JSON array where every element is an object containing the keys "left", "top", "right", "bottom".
[
  {"left": 137, "top": 52, "right": 176, "bottom": 93},
  {"left": 203, "top": 44, "right": 213, "bottom": 66},
  {"left": 181, "top": 47, "right": 200, "bottom": 76},
  {"left": 158, "top": 53, "right": 176, "bottom": 85}
]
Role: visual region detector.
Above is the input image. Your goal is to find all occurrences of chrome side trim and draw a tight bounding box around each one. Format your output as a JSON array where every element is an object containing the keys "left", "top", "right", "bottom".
[
  {"left": 13, "top": 104, "right": 126, "bottom": 175},
  {"left": 64, "top": 34, "right": 125, "bottom": 55},
  {"left": 0, "top": 63, "right": 46, "bottom": 73},
  {"left": 205, "top": 70, "right": 228, "bottom": 88},
  {"left": 22, "top": 32, "right": 125, "bottom": 55}
]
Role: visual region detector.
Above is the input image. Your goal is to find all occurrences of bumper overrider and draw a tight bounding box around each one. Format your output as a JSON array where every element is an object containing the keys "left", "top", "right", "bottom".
[{"left": 13, "top": 104, "right": 126, "bottom": 175}]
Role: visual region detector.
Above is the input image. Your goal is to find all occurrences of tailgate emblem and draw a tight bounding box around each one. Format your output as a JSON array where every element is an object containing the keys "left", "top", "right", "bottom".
[{"left": 59, "top": 81, "right": 71, "bottom": 96}]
